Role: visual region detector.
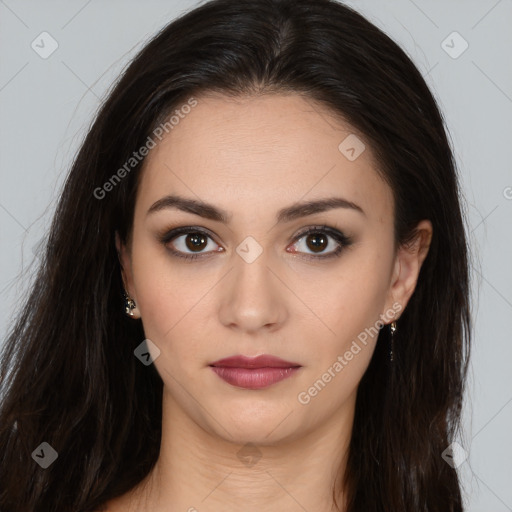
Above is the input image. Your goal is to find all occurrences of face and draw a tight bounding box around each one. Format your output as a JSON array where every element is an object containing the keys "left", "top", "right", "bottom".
[{"left": 116, "top": 93, "right": 431, "bottom": 445}]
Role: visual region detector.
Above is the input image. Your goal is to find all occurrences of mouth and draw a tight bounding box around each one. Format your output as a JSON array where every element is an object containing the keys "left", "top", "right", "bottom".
[{"left": 209, "top": 354, "right": 302, "bottom": 390}]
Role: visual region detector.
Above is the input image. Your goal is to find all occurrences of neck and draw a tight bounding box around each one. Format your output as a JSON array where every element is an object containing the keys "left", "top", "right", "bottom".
[{"left": 123, "top": 387, "right": 354, "bottom": 512}]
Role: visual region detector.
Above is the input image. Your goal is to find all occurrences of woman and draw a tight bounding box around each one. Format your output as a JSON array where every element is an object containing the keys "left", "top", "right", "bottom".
[{"left": 0, "top": 0, "right": 472, "bottom": 510}]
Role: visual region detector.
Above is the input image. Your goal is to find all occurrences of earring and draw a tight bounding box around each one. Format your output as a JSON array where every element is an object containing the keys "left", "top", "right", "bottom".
[
  {"left": 389, "top": 321, "right": 397, "bottom": 362},
  {"left": 123, "top": 290, "right": 137, "bottom": 317}
]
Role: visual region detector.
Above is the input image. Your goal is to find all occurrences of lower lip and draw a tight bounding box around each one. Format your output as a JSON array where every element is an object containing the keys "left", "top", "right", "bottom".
[{"left": 210, "top": 366, "right": 301, "bottom": 389}]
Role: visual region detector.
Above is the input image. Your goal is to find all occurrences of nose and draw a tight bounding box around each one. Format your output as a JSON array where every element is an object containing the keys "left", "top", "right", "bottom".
[{"left": 217, "top": 243, "right": 289, "bottom": 334}]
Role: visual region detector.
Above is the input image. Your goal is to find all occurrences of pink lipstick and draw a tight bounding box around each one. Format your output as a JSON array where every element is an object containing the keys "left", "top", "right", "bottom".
[{"left": 209, "top": 354, "right": 301, "bottom": 390}]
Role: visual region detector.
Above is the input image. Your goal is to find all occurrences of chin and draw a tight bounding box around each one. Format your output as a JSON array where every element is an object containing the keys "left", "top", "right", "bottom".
[{"left": 206, "top": 406, "right": 302, "bottom": 446}]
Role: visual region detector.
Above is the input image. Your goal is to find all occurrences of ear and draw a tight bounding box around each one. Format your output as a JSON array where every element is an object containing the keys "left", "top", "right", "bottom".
[
  {"left": 383, "top": 219, "right": 433, "bottom": 319},
  {"left": 115, "top": 231, "right": 136, "bottom": 301}
]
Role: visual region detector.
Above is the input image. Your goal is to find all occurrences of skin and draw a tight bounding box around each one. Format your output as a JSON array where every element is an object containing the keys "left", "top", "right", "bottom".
[{"left": 109, "top": 92, "right": 432, "bottom": 512}]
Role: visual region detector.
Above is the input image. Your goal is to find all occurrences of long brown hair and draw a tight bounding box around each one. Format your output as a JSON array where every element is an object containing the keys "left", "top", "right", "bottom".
[{"left": 0, "top": 1, "right": 472, "bottom": 510}]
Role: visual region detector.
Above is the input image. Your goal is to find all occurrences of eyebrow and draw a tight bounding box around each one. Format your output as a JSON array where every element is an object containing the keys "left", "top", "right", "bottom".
[{"left": 146, "top": 194, "right": 365, "bottom": 223}]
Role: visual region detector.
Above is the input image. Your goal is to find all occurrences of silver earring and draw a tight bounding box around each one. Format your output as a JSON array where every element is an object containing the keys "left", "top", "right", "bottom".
[
  {"left": 123, "top": 290, "right": 136, "bottom": 317},
  {"left": 389, "top": 321, "right": 397, "bottom": 362}
]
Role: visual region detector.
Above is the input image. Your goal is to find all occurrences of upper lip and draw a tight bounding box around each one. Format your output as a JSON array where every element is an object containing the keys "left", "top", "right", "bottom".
[{"left": 209, "top": 354, "right": 301, "bottom": 368}]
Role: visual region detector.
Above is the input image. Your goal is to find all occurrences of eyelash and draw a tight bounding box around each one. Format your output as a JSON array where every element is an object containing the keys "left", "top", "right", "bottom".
[{"left": 158, "top": 225, "right": 352, "bottom": 262}]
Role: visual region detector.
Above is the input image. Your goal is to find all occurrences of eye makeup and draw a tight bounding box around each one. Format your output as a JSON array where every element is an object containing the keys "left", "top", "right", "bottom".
[{"left": 156, "top": 224, "right": 353, "bottom": 262}]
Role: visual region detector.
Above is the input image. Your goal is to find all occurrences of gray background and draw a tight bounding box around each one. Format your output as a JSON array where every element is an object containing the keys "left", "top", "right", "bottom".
[{"left": 1, "top": 1, "right": 511, "bottom": 510}]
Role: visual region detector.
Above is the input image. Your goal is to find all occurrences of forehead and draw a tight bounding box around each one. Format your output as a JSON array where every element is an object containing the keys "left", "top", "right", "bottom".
[{"left": 136, "top": 93, "right": 393, "bottom": 223}]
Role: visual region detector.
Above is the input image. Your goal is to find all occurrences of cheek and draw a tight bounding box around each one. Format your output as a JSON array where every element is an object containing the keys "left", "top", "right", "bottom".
[
  {"left": 295, "top": 268, "right": 389, "bottom": 413},
  {"left": 314, "top": 253, "right": 391, "bottom": 336},
  {"left": 129, "top": 240, "right": 223, "bottom": 371},
  {"left": 130, "top": 241, "right": 191, "bottom": 341},
  {"left": 299, "top": 251, "right": 392, "bottom": 392}
]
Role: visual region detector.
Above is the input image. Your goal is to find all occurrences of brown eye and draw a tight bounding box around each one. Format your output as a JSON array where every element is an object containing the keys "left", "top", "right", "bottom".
[
  {"left": 160, "top": 225, "right": 351, "bottom": 262},
  {"left": 305, "top": 232, "right": 328, "bottom": 253},
  {"left": 288, "top": 226, "right": 352, "bottom": 260},
  {"left": 161, "top": 227, "right": 221, "bottom": 260},
  {"left": 184, "top": 232, "right": 209, "bottom": 252}
]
